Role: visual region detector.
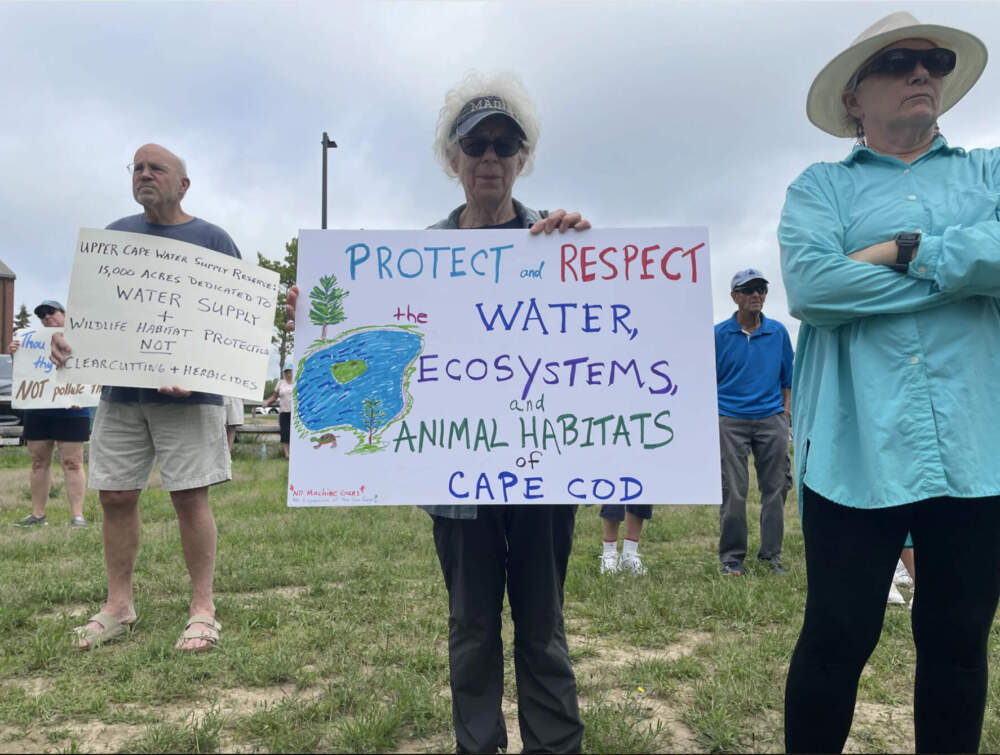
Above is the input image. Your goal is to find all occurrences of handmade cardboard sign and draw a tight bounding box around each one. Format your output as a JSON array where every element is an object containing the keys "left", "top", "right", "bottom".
[
  {"left": 61, "top": 229, "right": 279, "bottom": 401},
  {"left": 12, "top": 328, "right": 101, "bottom": 409},
  {"left": 288, "top": 228, "right": 720, "bottom": 507}
]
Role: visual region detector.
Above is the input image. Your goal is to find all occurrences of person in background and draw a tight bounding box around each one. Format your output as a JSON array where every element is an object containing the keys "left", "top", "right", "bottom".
[
  {"left": 599, "top": 504, "right": 651, "bottom": 575},
  {"left": 9, "top": 300, "right": 90, "bottom": 528},
  {"left": 887, "top": 540, "right": 915, "bottom": 607},
  {"left": 223, "top": 397, "right": 244, "bottom": 452},
  {"left": 262, "top": 363, "right": 294, "bottom": 459},
  {"left": 714, "top": 269, "right": 794, "bottom": 576}
]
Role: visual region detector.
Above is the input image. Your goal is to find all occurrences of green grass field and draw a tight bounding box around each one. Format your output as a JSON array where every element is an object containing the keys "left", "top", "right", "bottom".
[{"left": 1, "top": 438, "right": 998, "bottom": 754}]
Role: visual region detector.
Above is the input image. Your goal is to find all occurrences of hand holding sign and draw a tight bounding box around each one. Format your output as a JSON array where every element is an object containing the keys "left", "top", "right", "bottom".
[{"left": 61, "top": 229, "right": 279, "bottom": 400}]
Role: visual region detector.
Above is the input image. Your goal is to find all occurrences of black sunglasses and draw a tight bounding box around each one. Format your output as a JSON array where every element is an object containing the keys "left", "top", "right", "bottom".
[
  {"left": 735, "top": 283, "right": 768, "bottom": 295},
  {"left": 36, "top": 307, "right": 57, "bottom": 317},
  {"left": 856, "top": 47, "right": 956, "bottom": 85},
  {"left": 458, "top": 136, "right": 523, "bottom": 158}
]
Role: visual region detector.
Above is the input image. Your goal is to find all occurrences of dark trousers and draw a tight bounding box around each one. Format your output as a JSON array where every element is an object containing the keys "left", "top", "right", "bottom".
[
  {"left": 785, "top": 486, "right": 1000, "bottom": 753},
  {"left": 718, "top": 413, "right": 790, "bottom": 564},
  {"left": 432, "top": 505, "right": 583, "bottom": 754}
]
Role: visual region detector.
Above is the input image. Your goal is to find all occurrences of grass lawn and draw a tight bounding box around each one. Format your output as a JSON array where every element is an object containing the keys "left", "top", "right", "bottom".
[{"left": 0, "top": 439, "right": 997, "bottom": 753}]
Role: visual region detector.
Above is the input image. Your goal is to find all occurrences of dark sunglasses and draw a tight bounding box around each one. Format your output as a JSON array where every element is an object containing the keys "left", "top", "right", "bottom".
[
  {"left": 36, "top": 307, "right": 57, "bottom": 317},
  {"left": 458, "top": 136, "right": 523, "bottom": 158},
  {"left": 856, "top": 47, "right": 956, "bottom": 85},
  {"left": 735, "top": 283, "right": 768, "bottom": 295}
]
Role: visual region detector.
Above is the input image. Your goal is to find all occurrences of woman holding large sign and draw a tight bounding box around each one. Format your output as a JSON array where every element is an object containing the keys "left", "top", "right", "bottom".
[
  {"left": 286, "top": 72, "right": 589, "bottom": 754},
  {"left": 9, "top": 300, "right": 90, "bottom": 528},
  {"left": 779, "top": 12, "right": 1000, "bottom": 752}
]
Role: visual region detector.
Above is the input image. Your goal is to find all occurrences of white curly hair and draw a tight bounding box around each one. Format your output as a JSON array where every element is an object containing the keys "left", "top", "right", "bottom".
[{"left": 433, "top": 71, "right": 540, "bottom": 180}]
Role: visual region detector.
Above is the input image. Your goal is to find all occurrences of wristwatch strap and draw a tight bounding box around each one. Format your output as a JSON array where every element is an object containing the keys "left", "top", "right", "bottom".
[{"left": 891, "top": 232, "right": 921, "bottom": 273}]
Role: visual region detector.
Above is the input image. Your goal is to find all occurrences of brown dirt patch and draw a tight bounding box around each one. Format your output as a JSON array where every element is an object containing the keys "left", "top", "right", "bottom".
[
  {"left": 845, "top": 700, "right": 914, "bottom": 753},
  {"left": 572, "top": 630, "right": 711, "bottom": 676},
  {"left": 604, "top": 687, "right": 700, "bottom": 753},
  {"left": 5, "top": 676, "right": 55, "bottom": 697},
  {"left": 35, "top": 603, "right": 91, "bottom": 621}
]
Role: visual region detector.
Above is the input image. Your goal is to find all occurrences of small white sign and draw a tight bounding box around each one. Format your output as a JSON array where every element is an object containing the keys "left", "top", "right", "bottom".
[
  {"left": 12, "top": 328, "right": 101, "bottom": 409},
  {"left": 62, "top": 229, "right": 279, "bottom": 401}
]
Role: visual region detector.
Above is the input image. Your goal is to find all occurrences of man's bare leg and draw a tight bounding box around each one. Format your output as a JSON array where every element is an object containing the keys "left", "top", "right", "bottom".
[
  {"left": 171, "top": 486, "right": 217, "bottom": 650},
  {"left": 75, "top": 490, "right": 141, "bottom": 648}
]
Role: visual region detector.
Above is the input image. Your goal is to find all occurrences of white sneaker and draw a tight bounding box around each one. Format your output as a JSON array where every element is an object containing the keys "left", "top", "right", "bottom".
[
  {"left": 600, "top": 552, "right": 620, "bottom": 574},
  {"left": 893, "top": 559, "right": 913, "bottom": 587},
  {"left": 620, "top": 552, "right": 648, "bottom": 576},
  {"left": 887, "top": 582, "right": 906, "bottom": 605}
]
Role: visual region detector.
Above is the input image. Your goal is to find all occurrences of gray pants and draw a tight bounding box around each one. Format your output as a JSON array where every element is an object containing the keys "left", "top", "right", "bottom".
[{"left": 718, "top": 413, "right": 791, "bottom": 565}]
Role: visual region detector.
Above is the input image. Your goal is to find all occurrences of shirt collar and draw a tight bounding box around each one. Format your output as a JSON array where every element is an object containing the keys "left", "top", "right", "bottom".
[
  {"left": 724, "top": 311, "right": 771, "bottom": 334},
  {"left": 842, "top": 134, "right": 964, "bottom": 166}
]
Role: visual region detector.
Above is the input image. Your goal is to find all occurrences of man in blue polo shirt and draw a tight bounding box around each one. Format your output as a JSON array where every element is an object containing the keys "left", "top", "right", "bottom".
[{"left": 715, "top": 268, "right": 793, "bottom": 576}]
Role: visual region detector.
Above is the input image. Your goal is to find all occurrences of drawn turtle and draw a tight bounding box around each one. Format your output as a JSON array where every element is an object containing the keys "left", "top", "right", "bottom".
[{"left": 312, "top": 433, "right": 338, "bottom": 449}]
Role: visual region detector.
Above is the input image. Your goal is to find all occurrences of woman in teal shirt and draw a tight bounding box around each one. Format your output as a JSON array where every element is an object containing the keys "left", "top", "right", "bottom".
[{"left": 779, "top": 12, "right": 1000, "bottom": 753}]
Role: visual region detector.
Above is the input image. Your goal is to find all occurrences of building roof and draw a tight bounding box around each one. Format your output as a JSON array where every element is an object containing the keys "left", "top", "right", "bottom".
[{"left": 0, "top": 260, "right": 14, "bottom": 279}]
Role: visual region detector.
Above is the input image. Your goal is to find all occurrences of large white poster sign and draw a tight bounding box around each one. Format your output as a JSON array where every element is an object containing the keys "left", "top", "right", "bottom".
[
  {"left": 12, "top": 328, "right": 101, "bottom": 409},
  {"left": 289, "top": 227, "right": 720, "bottom": 507},
  {"left": 62, "top": 229, "right": 279, "bottom": 401}
]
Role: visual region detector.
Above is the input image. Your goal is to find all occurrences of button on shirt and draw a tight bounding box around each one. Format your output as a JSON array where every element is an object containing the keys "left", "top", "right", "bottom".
[
  {"left": 715, "top": 313, "right": 793, "bottom": 419},
  {"left": 779, "top": 136, "right": 1000, "bottom": 510}
]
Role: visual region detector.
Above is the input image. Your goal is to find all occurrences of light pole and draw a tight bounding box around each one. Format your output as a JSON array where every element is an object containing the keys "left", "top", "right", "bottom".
[{"left": 321, "top": 132, "right": 338, "bottom": 229}]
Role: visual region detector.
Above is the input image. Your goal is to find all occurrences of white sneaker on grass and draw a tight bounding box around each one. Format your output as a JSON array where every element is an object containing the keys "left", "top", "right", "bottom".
[
  {"left": 600, "top": 552, "right": 620, "bottom": 574},
  {"left": 893, "top": 559, "right": 913, "bottom": 587},
  {"left": 620, "top": 552, "right": 648, "bottom": 576},
  {"left": 887, "top": 582, "right": 906, "bottom": 605}
]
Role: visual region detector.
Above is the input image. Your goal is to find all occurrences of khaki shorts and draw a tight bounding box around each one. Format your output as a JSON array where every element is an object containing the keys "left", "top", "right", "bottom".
[
  {"left": 224, "top": 396, "right": 245, "bottom": 426},
  {"left": 89, "top": 400, "right": 231, "bottom": 492}
]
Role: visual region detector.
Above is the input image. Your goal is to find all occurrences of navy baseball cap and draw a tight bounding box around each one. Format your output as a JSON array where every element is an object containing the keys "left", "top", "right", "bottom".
[
  {"left": 730, "top": 269, "right": 769, "bottom": 290},
  {"left": 451, "top": 95, "right": 526, "bottom": 138},
  {"left": 34, "top": 299, "right": 65, "bottom": 317}
]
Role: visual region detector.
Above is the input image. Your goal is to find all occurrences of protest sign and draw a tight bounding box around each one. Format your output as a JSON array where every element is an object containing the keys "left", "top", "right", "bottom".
[
  {"left": 62, "top": 229, "right": 279, "bottom": 401},
  {"left": 12, "top": 328, "right": 101, "bottom": 409},
  {"left": 288, "top": 228, "right": 721, "bottom": 507}
]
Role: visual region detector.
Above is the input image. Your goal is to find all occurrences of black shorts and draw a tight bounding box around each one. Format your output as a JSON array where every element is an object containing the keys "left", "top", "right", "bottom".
[
  {"left": 279, "top": 411, "right": 291, "bottom": 444},
  {"left": 22, "top": 412, "right": 91, "bottom": 443},
  {"left": 599, "top": 504, "right": 654, "bottom": 522}
]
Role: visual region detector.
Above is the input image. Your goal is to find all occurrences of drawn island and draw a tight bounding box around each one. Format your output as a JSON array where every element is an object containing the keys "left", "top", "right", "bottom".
[{"left": 296, "top": 327, "right": 423, "bottom": 453}]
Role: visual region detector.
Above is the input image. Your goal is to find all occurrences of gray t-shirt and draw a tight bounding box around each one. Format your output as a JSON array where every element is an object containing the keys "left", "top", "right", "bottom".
[{"left": 101, "top": 215, "right": 241, "bottom": 406}]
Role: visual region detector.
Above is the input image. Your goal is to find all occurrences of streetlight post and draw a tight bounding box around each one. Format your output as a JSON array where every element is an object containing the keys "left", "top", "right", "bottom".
[{"left": 321, "top": 132, "right": 338, "bottom": 229}]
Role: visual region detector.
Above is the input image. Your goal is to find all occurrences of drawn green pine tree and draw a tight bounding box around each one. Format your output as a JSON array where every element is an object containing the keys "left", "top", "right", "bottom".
[
  {"left": 362, "top": 397, "right": 387, "bottom": 446},
  {"left": 309, "top": 274, "right": 349, "bottom": 338}
]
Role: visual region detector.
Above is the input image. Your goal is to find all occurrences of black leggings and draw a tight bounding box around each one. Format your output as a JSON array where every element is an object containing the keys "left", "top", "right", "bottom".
[{"left": 785, "top": 487, "right": 1000, "bottom": 754}]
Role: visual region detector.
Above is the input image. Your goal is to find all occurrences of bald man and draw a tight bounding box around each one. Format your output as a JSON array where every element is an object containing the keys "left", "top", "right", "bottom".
[{"left": 53, "top": 144, "right": 240, "bottom": 652}]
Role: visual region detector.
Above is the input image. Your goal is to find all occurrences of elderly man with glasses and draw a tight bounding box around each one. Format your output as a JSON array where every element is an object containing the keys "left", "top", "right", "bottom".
[
  {"left": 51, "top": 143, "right": 239, "bottom": 653},
  {"left": 714, "top": 268, "right": 794, "bottom": 577}
]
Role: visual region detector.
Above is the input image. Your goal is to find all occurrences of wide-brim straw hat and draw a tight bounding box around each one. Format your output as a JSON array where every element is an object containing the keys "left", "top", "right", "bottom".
[{"left": 807, "top": 11, "right": 988, "bottom": 137}]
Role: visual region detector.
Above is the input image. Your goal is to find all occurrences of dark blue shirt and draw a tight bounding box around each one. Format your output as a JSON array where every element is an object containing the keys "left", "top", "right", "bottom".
[{"left": 714, "top": 312, "right": 793, "bottom": 419}]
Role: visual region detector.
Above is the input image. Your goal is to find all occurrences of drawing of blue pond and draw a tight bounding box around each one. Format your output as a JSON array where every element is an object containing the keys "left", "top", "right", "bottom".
[{"left": 297, "top": 328, "right": 423, "bottom": 434}]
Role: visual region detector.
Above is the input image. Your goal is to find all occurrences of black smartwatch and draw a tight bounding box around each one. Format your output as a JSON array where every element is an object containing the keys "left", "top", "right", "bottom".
[{"left": 891, "top": 231, "right": 921, "bottom": 273}]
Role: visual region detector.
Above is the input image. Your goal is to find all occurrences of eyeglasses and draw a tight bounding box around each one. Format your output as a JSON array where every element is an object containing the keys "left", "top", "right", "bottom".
[
  {"left": 734, "top": 283, "right": 768, "bottom": 295},
  {"left": 37, "top": 307, "right": 57, "bottom": 317},
  {"left": 458, "top": 136, "right": 523, "bottom": 158},
  {"left": 126, "top": 161, "right": 169, "bottom": 175},
  {"left": 855, "top": 47, "right": 956, "bottom": 85}
]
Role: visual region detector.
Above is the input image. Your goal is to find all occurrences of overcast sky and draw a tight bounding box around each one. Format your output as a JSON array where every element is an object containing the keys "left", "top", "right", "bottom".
[{"left": 4, "top": 1, "right": 999, "bottom": 372}]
